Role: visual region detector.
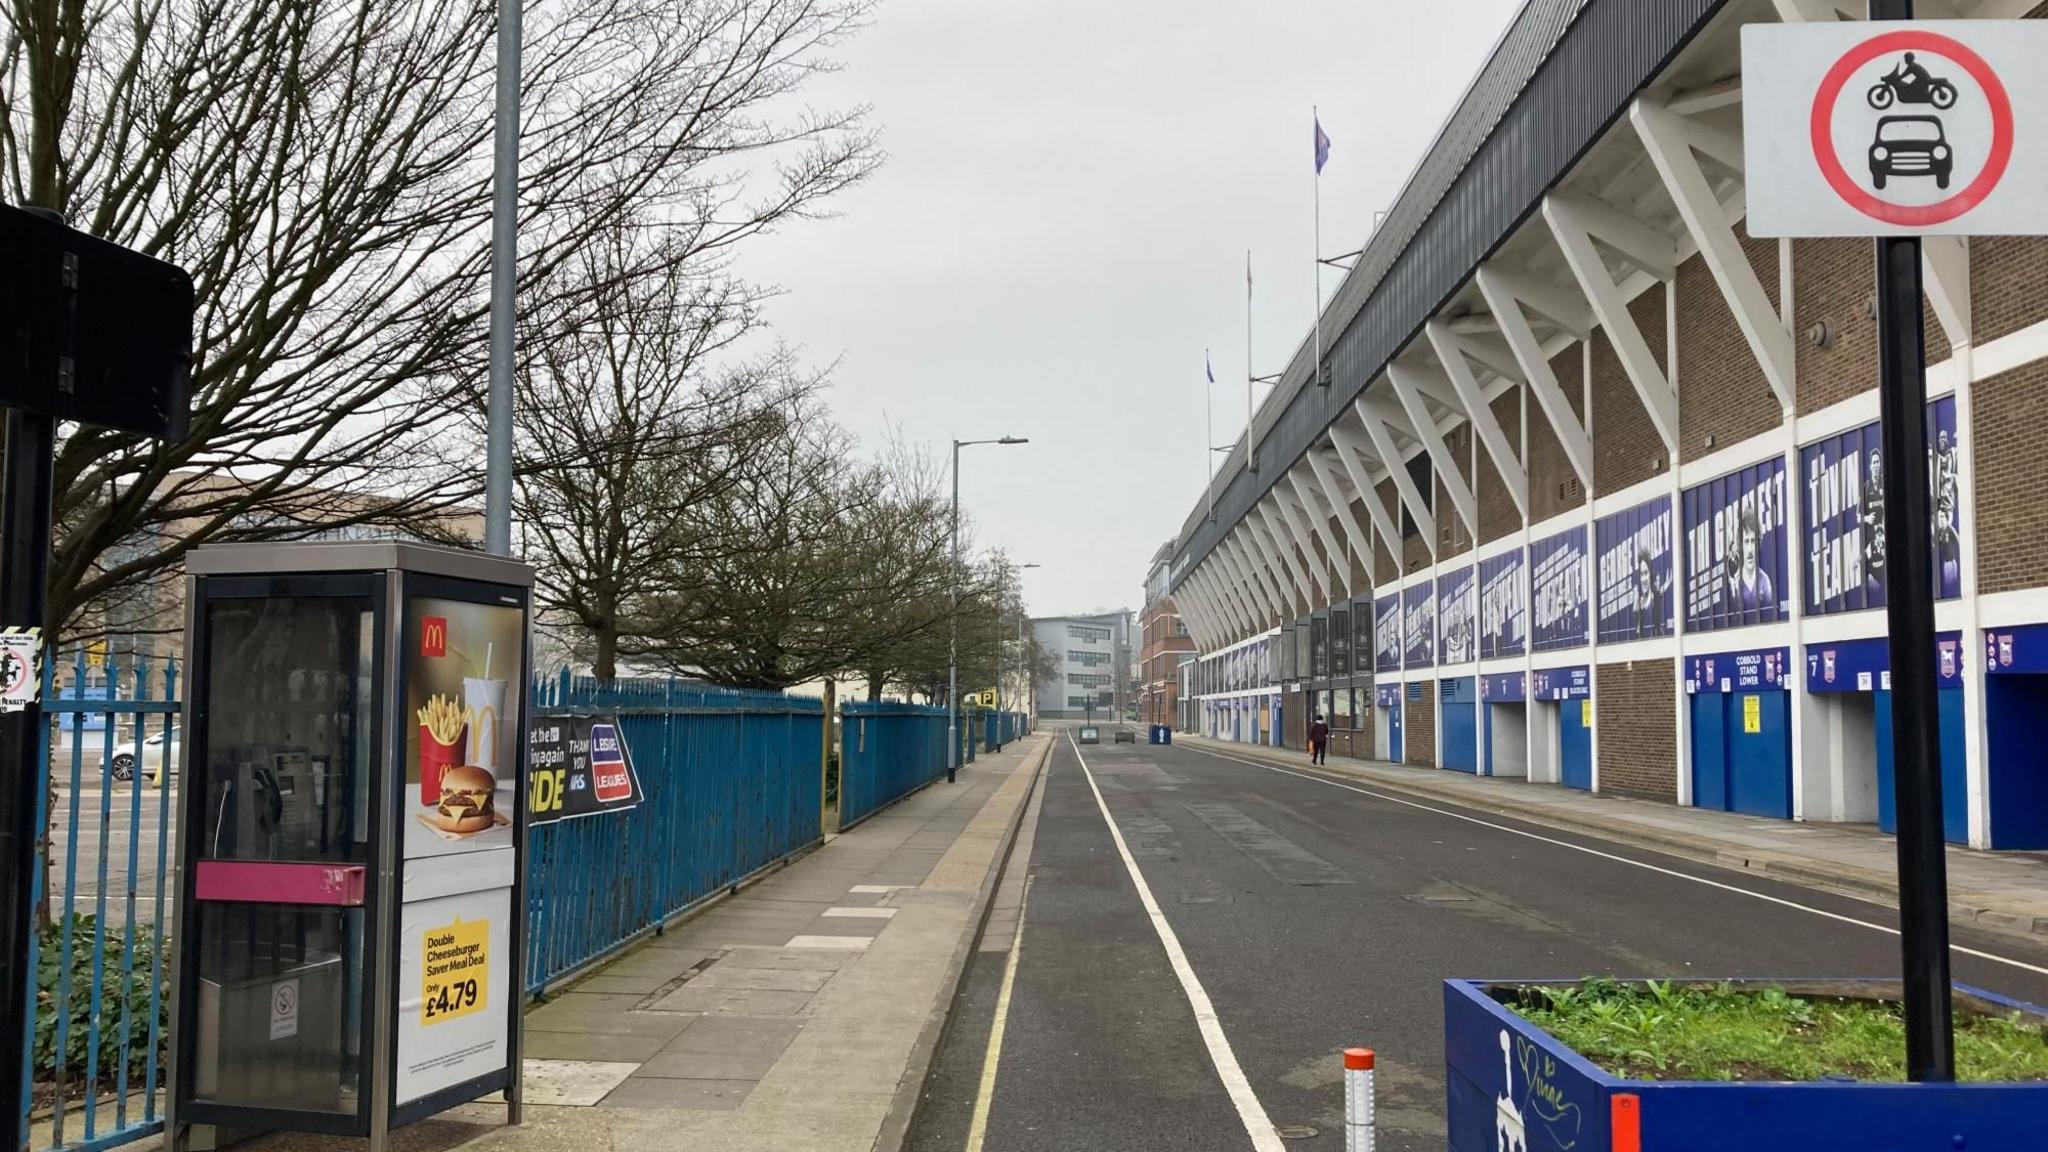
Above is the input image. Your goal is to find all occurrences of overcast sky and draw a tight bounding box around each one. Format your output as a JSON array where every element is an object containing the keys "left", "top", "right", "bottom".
[{"left": 740, "top": 0, "right": 1524, "bottom": 620}]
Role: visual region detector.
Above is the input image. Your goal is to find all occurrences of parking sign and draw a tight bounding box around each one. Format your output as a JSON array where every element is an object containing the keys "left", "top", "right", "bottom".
[{"left": 1743, "top": 22, "right": 2048, "bottom": 237}]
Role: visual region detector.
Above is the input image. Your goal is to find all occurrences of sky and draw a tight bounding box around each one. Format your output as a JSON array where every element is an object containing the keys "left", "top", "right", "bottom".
[{"left": 739, "top": 0, "right": 1525, "bottom": 620}]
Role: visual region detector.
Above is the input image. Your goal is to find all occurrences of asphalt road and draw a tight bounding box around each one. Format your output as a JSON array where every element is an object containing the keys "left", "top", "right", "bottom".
[{"left": 907, "top": 726, "right": 2048, "bottom": 1152}]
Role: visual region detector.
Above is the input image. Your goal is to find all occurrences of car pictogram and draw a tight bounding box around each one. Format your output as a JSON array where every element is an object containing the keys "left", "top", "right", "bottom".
[{"left": 1869, "top": 115, "right": 1953, "bottom": 190}]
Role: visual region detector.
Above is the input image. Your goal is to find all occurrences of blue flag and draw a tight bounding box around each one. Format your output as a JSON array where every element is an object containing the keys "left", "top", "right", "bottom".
[{"left": 1314, "top": 115, "right": 1331, "bottom": 174}]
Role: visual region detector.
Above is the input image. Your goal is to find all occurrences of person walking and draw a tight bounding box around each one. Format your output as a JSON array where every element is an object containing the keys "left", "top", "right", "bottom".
[{"left": 1308, "top": 713, "right": 1330, "bottom": 766}]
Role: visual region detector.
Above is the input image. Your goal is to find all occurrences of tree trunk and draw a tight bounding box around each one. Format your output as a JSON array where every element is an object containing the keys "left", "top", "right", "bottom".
[{"left": 595, "top": 628, "right": 618, "bottom": 681}]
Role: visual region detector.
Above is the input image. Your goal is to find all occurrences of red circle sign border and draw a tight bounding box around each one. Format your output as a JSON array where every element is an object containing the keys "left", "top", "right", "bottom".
[{"left": 1808, "top": 28, "right": 2013, "bottom": 228}]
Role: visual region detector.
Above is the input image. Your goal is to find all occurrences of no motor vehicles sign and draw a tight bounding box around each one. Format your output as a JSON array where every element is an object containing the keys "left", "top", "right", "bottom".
[{"left": 1743, "top": 22, "right": 2045, "bottom": 237}]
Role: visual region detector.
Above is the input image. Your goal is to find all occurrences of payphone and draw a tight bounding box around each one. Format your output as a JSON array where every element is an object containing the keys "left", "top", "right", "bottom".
[{"left": 168, "top": 542, "right": 532, "bottom": 1150}]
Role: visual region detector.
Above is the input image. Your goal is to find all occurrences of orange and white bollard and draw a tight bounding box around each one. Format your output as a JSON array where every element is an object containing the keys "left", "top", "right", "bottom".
[{"left": 1343, "top": 1047, "right": 1376, "bottom": 1152}]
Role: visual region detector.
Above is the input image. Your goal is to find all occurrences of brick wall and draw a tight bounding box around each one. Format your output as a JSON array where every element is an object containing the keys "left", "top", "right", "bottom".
[
  {"left": 1793, "top": 239, "right": 1873, "bottom": 415},
  {"left": 1405, "top": 681, "right": 1436, "bottom": 768},
  {"left": 1437, "top": 423, "right": 1475, "bottom": 560},
  {"left": 1592, "top": 285, "right": 1669, "bottom": 498},
  {"left": 1595, "top": 659, "right": 1676, "bottom": 799},
  {"left": 1971, "top": 236, "right": 2048, "bottom": 347},
  {"left": 1677, "top": 234, "right": 1783, "bottom": 465},
  {"left": 1478, "top": 389, "right": 1524, "bottom": 544},
  {"left": 1972, "top": 359, "right": 2048, "bottom": 596},
  {"left": 1349, "top": 497, "right": 1380, "bottom": 587},
  {"left": 1375, "top": 479, "right": 1401, "bottom": 577},
  {"left": 1528, "top": 344, "right": 1587, "bottom": 524}
]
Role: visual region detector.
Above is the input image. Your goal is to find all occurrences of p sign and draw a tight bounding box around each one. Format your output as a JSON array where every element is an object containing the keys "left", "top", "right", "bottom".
[{"left": 1743, "top": 22, "right": 2044, "bottom": 237}]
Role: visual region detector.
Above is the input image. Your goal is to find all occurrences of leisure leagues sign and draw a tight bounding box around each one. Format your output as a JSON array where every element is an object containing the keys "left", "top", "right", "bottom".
[
  {"left": 1744, "top": 22, "right": 2047, "bottom": 236},
  {"left": 528, "top": 714, "right": 646, "bottom": 824}
]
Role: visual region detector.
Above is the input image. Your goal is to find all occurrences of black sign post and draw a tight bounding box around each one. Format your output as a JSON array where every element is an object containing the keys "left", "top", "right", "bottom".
[
  {"left": 1869, "top": 0, "right": 1956, "bottom": 1085},
  {"left": 0, "top": 204, "right": 192, "bottom": 1152}
]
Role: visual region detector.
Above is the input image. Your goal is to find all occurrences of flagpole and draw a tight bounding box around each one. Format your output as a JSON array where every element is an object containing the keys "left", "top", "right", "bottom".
[
  {"left": 1206, "top": 349, "right": 1216, "bottom": 523},
  {"left": 1313, "top": 105, "right": 1323, "bottom": 390},
  {"left": 1245, "top": 250, "right": 1255, "bottom": 471}
]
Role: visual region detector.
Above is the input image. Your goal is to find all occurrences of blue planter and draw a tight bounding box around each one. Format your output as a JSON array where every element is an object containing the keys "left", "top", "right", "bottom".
[{"left": 1445, "top": 978, "right": 2048, "bottom": 1152}]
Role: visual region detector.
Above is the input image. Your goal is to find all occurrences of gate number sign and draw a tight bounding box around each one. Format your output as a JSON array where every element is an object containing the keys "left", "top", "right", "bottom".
[{"left": 1744, "top": 22, "right": 2048, "bottom": 238}]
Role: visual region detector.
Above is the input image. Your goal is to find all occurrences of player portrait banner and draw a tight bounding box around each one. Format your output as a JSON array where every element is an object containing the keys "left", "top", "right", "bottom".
[
  {"left": 1478, "top": 549, "right": 1527, "bottom": 661},
  {"left": 1800, "top": 395, "right": 1962, "bottom": 616},
  {"left": 1596, "top": 497, "right": 1675, "bottom": 644},
  {"left": 527, "top": 713, "right": 646, "bottom": 825},
  {"left": 1403, "top": 581, "right": 1435, "bottom": 669},
  {"left": 1437, "top": 566, "right": 1476, "bottom": 666},
  {"left": 1531, "top": 525, "right": 1590, "bottom": 653},
  {"left": 1375, "top": 594, "right": 1403, "bottom": 673},
  {"left": 1684, "top": 457, "right": 1792, "bottom": 633}
]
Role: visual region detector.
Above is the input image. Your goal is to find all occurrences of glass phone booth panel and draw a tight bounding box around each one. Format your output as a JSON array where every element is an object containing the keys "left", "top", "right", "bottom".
[{"left": 182, "top": 577, "right": 382, "bottom": 1130}]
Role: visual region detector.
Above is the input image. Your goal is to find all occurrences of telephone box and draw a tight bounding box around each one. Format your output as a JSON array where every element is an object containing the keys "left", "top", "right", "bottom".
[{"left": 167, "top": 542, "right": 533, "bottom": 1150}]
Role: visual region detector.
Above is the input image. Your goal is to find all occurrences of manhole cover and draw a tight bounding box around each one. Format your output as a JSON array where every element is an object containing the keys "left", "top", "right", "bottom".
[{"left": 1276, "top": 1125, "right": 1319, "bottom": 1140}]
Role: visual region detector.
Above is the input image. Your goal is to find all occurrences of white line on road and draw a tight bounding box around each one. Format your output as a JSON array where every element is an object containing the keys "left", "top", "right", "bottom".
[
  {"left": 1067, "top": 733, "right": 1285, "bottom": 1152},
  {"left": 965, "top": 877, "right": 1029, "bottom": 1152},
  {"left": 1187, "top": 746, "right": 2048, "bottom": 980}
]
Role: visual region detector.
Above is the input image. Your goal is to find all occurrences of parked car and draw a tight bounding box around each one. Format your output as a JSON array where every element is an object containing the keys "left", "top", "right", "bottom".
[
  {"left": 1869, "top": 115, "right": 1952, "bottom": 190},
  {"left": 109, "top": 726, "right": 179, "bottom": 786}
]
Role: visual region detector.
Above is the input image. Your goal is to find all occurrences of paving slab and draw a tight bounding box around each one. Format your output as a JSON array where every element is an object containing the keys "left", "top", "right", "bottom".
[
  {"left": 647, "top": 985, "right": 816, "bottom": 1016},
  {"left": 657, "top": 1014, "right": 805, "bottom": 1056},
  {"left": 600, "top": 1077, "right": 755, "bottom": 1111}
]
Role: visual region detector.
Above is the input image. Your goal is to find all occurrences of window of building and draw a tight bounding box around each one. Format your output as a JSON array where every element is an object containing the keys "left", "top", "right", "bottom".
[
  {"left": 1068, "top": 649, "right": 1112, "bottom": 666},
  {"left": 1172, "top": 618, "right": 1188, "bottom": 637},
  {"left": 1401, "top": 454, "right": 1434, "bottom": 538},
  {"left": 1067, "top": 671, "right": 1111, "bottom": 688},
  {"left": 1067, "top": 624, "right": 1111, "bottom": 643}
]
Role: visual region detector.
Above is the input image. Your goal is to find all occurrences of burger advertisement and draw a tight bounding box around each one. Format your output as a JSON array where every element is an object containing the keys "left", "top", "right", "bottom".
[
  {"left": 403, "top": 596, "right": 524, "bottom": 858},
  {"left": 396, "top": 593, "right": 525, "bottom": 1105}
]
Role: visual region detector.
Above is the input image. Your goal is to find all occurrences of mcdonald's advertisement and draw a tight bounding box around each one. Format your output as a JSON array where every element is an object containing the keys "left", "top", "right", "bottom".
[
  {"left": 404, "top": 596, "right": 525, "bottom": 860},
  {"left": 527, "top": 714, "right": 646, "bottom": 825}
]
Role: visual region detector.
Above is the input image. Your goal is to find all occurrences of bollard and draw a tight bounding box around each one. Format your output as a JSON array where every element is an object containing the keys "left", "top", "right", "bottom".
[{"left": 1343, "top": 1047, "right": 1376, "bottom": 1152}]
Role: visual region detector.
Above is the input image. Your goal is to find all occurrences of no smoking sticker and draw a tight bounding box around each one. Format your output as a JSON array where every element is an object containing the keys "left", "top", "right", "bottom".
[{"left": 1745, "top": 22, "right": 2048, "bottom": 238}]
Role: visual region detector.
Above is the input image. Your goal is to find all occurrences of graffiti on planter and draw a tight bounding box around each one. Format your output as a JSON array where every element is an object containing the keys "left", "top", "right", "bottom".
[{"left": 1501, "top": 1030, "right": 1583, "bottom": 1151}]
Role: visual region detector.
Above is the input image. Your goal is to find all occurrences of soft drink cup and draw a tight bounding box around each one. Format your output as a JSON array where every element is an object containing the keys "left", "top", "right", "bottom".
[{"left": 464, "top": 677, "right": 508, "bottom": 773}]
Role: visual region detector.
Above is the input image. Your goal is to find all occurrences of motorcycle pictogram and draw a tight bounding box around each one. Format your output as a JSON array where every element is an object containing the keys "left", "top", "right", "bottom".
[{"left": 1867, "top": 52, "right": 1958, "bottom": 110}]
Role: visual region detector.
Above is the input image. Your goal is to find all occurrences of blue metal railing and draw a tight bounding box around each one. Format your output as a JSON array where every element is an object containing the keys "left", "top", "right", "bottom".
[
  {"left": 524, "top": 672, "right": 824, "bottom": 994},
  {"left": 838, "top": 701, "right": 948, "bottom": 827},
  {"left": 24, "top": 651, "right": 181, "bottom": 1152}
]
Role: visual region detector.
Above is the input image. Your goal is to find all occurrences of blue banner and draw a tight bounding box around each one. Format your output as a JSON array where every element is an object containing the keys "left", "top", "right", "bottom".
[
  {"left": 1800, "top": 395, "right": 1961, "bottom": 616},
  {"left": 1684, "top": 458, "right": 1790, "bottom": 632},
  {"left": 1374, "top": 594, "right": 1402, "bottom": 674},
  {"left": 1479, "top": 671, "right": 1526, "bottom": 702},
  {"left": 1438, "top": 566, "right": 1476, "bottom": 665},
  {"left": 1596, "top": 497, "right": 1674, "bottom": 644},
  {"left": 1530, "top": 524, "right": 1589, "bottom": 652},
  {"left": 1376, "top": 683, "right": 1402, "bottom": 709},
  {"left": 1683, "top": 647, "right": 1790, "bottom": 694},
  {"left": 1804, "top": 632, "right": 1965, "bottom": 694},
  {"left": 1984, "top": 625, "right": 2048, "bottom": 675},
  {"left": 1478, "top": 549, "right": 1526, "bottom": 660},
  {"left": 1530, "top": 665, "right": 1591, "bottom": 701},
  {"left": 1403, "top": 581, "right": 1435, "bottom": 669}
]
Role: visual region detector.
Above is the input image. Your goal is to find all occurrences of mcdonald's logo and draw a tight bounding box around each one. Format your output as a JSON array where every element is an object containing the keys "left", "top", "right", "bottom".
[{"left": 421, "top": 616, "right": 448, "bottom": 658}]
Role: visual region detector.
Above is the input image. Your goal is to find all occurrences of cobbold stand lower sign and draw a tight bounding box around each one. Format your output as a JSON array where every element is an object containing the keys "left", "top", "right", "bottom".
[{"left": 1743, "top": 22, "right": 2044, "bottom": 237}]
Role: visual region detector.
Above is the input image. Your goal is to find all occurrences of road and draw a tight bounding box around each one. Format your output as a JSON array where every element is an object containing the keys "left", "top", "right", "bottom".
[
  {"left": 41, "top": 780, "right": 178, "bottom": 924},
  {"left": 907, "top": 726, "right": 2048, "bottom": 1152}
]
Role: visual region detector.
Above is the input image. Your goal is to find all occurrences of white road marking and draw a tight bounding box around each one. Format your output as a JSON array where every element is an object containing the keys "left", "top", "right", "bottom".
[
  {"left": 849, "top": 884, "right": 906, "bottom": 894},
  {"left": 784, "top": 935, "right": 871, "bottom": 950},
  {"left": 822, "top": 907, "right": 897, "bottom": 919},
  {"left": 965, "top": 878, "right": 1030, "bottom": 1152},
  {"left": 1187, "top": 746, "right": 2048, "bottom": 980},
  {"left": 1067, "top": 733, "right": 1286, "bottom": 1152}
]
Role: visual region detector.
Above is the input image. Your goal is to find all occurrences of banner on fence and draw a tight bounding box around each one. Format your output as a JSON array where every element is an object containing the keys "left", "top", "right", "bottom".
[{"left": 528, "top": 714, "right": 646, "bottom": 824}]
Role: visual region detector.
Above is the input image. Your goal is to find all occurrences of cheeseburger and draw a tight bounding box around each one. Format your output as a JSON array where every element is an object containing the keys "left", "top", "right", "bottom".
[{"left": 430, "top": 764, "right": 497, "bottom": 833}]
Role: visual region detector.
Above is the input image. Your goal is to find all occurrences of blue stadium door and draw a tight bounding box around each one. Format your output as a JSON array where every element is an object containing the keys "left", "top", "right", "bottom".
[
  {"left": 1441, "top": 678, "right": 1476, "bottom": 773},
  {"left": 1559, "top": 699, "right": 1592, "bottom": 791},
  {"left": 1876, "top": 687, "right": 1969, "bottom": 844}
]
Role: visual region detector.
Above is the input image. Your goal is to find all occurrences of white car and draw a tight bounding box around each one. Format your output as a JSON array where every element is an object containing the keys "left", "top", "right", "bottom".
[{"left": 108, "top": 726, "right": 180, "bottom": 786}]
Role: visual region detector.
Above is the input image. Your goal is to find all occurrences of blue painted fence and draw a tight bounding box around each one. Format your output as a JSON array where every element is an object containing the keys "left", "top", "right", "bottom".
[
  {"left": 23, "top": 652, "right": 181, "bottom": 1152},
  {"left": 23, "top": 660, "right": 1010, "bottom": 1151},
  {"left": 524, "top": 673, "right": 825, "bottom": 994},
  {"left": 838, "top": 700, "right": 949, "bottom": 827}
]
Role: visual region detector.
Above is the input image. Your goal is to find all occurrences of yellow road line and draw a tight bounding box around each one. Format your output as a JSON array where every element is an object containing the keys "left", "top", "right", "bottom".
[{"left": 965, "top": 877, "right": 1030, "bottom": 1152}]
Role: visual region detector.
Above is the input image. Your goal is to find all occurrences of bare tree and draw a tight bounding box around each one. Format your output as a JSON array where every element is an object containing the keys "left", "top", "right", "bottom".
[
  {"left": 0, "top": 0, "right": 879, "bottom": 640},
  {"left": 513, "top": 223, "right": 813, "bottom": 678}
]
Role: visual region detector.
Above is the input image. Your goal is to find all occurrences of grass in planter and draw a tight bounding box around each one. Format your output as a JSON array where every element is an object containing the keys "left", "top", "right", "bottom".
[{"left": 1513, "top": 978, "right": 2048, "bottom": 1082}]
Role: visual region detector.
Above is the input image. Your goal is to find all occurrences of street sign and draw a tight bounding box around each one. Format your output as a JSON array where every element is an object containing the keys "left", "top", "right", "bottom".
[
  {"left": 1743, "top": 22, "right": 2048, "bottom": 237},
  {"left": 0, "top": 628, "right": 38, "bottom": 713},
  {"left": 0, "top": 203, "right": 195, "bottom": 437}
]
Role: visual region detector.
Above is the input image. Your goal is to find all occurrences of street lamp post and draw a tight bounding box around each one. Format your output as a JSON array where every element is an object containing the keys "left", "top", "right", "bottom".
[
  {"left": 995, "top": 563, "right": 1040, "bottom": 751},
  {"left": 950, "top": 436, "right": 1028, "bottom": 783}
]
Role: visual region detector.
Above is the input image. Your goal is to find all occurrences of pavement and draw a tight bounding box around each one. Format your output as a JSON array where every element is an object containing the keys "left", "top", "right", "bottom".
[
  {"left": 1176, "top": 733, "right": 2048, "bottom": 945},
  {"left": 907, "top": 725, "right": 2048, "bottom": 1152},
  {"left": 121, "top": 731, "right": 1051, "bottom": 1152}
]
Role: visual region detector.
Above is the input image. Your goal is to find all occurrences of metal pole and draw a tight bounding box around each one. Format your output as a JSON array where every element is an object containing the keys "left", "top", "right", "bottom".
[
  {"left": 1313, "top": 106, "right": 1323, "bottom": 395},
  {"left": 947, "top": 440, "right": 960, "bottom": 783},
  {"left": 484, "top": 0, "right": 523, "bottom": 556},
  {"left": 1871, "top": 0, "right": 1953, "bottom": 1087},
  {"left": 0, "top": 408, "right": 55, "bottom": 1152},
  {"left": 1206, "top": 349, "right": 1216, "bottom": 523}
]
